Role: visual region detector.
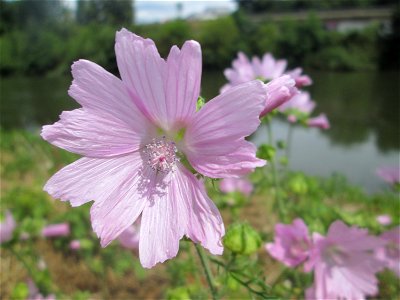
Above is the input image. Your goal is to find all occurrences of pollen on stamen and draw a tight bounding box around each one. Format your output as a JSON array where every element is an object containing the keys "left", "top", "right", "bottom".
[{"left": 143, "top": 136, "right": 179, "bottom": 173}]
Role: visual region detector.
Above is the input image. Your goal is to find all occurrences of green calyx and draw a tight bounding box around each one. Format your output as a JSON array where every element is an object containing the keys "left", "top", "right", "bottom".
[{"left": 223, "top": 223, "right": 262, "bottom": 255}]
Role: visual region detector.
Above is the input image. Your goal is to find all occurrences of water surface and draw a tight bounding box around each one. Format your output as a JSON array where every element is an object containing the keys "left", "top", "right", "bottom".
[{"left": 1, "top": 70, "right": 399, "bottom": 192}]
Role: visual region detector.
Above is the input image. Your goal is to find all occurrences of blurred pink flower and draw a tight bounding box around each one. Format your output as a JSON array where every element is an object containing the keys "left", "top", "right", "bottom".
[
  {"left": 27, "top": 278, "right": 55, "bottom": 300},
  {"left": 306, "top": 113, "right": 330, "bottom": 130},
  {"left": 376, "top": 166, "right": 400, "bottom": 185},
  {"left": 0, "top": 210, "right": 16, "bottom": 244},
  {"left": 42, "top": 223, "right": 70, "bottom": 238},
  {"left": 305, "top": 221, "right": 386, "bottom": 300},
  {"left": 118, "top": 222, "right": 140, "bottom": 250},
  {"left": 42, "top": 29, "right": 267, "bottom": 268},
  {"left": 278, "top": 91, "right": 315, "bottom": 116},
  {"left": 286, "top": 68, "right": 313, "bottom": 87},
  {"left": 69, "top": 240, "right": 81, "bottom": 250},
  {"left": 219, "top": 178, "right": 253, "bottom": 196},
  {"left": 221, "top": 52, "right": 311, "bottom": 93},
  {"left": 375, "top": 226, "right": 400, "bottom": 277},
  {"left": 265, "top": 218, "right": 311, "bottom": 267},
  {"left": 376, "top": 214, "right": 392, "bottom": 226},
  {"left": 260, "top": 75, "right": 298, "bottom": 117}
]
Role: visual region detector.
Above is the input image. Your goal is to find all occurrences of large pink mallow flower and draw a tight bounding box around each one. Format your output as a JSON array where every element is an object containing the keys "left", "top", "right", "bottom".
[
  {"left": 376, "top": 166, "right": 400, "bottom": 185},
  {"left": 219, "top": 177, "right": 253, "bottom": 196},
  {"left": 304, "top": 221, "right": 386, "bottom": 300},
  {"left": 265, "top": 218, "right": 312, "bottom": 267},
  {"left": 375, "top": 226, "right": 400, "bottom": 277},
  {"left": 221, "top": 52, "right": 311, "bottom": 93},
  {"left": 0, "top": 210, "right": 16, "bottom": 244},
  {"left": 41, "top": 29, "right": 267, "bottom": 268}
]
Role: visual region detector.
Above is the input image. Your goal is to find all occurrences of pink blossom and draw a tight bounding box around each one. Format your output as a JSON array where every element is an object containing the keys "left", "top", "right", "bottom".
[
  {"left": 285, "top": 68, "right": 313, "bottom": 87},
  {"left": 376, "top": 226, "right": 400, "bottom": 277},
  {"left": 278, "top": 91, "right": 316, "bottom": 116},
  {"left": 219, "top": 178, "right": 253, "bottom": 196},
  {"left": 27, "top": 279, "right": 56, "bottom": 300},
  {"left": 0, "top": 210, "right": 16, "bottom": 244},
  {"left": 42, "top": 29, "right": 267, "bottom": 268},
  {"left": 260, "top": 75, "right": 297, "bottom": 117},
  {"left": 265, "top": 218, "right": 311, "bottom": 267},
  {"left": 376, "top": 166, "right": 400, "bottom": 185},
  {"left": 376, "top": 214, "right": 392, "bottom": 226},
  {"left": 306, "top": 113, "right": 330, "bottom": 130},
  {"left": 305, "top": 221, "right": 386, "bottom": 300},
  {"left": 42, "top": 223, "right": 70, "bottom": 238},
  {"left": 222, "top": 52, "right": 311, "bottom": 93},
  {"left": 118, "top": 222, "right": 140, "bottom": 250},
  {"left": 69, "top": 240, "right": 81, "bottom": 250}
]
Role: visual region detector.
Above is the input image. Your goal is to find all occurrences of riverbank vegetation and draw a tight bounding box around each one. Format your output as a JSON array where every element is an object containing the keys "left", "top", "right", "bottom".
[{"left": 0, "top": 0, "right": 399, "bottom": 76}]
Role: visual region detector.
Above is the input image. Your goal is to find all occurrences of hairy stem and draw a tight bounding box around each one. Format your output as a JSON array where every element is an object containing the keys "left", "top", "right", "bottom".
[{"left": 194, "top": 243, "right": 218, "bottom": 300}]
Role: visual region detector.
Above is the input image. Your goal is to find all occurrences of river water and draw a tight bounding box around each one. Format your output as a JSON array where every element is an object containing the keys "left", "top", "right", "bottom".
[{"left": 1, "top": 70, "right": 399, "bottom": 193}]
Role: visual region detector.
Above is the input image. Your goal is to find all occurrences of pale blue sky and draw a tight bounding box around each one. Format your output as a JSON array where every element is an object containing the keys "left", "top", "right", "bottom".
[{"left": 63, "top": 0, "right": 237, "bottom": 24}]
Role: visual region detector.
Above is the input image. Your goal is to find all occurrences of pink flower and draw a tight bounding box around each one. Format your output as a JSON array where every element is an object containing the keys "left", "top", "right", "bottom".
[
  {"left": 376, "top": 226, "right": 400, "bottom": 277},
  {"left": 376, "top": 214, "right": 392, "bottom": 226},
  {"left": 376, "top": 166, "right": 400, "bottom": 185},
  {"left": 42, "top": 223, "right": 70, "bottom": 238},
  {"left": 42, "top": 29, "right": 267, "bottom": 268},
  {"left": 222, "top": 52, "right": 310, "bottom": 93},
  {"left": 265, "top": 218, "right": 311, "bottom": 267},
  {"left": 27, "top": 279, "right": 56, "bottom": 300},
  {"left": 219, "top": 177, "right": 253, "bottom": 196},
  {"left": 278, "top": 91, "right": 316, "bottom": 116},
  {"left": 305, "top": 221, "right": 386, "bottom": 300},
  {"left": 118, "top": 222, "right": 140, "bottom": 250},
  {"left": 285, "top": 68, "right": 312, "bottom": 87},
  {"left": 69, "top": 240, "right": 81, "bottom": 250},
  {"left": 306, "top": 113, "right": 330, "bottom": 130},
  {"left": 0, "top": 210, "right": 16, "bottom": 244},
  {"left": 260, "top": 75, "right": 297, "bottom": 117}
]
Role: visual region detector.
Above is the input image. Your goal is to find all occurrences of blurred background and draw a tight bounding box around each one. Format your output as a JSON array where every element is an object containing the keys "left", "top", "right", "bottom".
[
  {"left": 1, "top": 0, "right": 399, "bottom": 192},
  {"left": 0, "top": 0, "right": 399, "bottom": 299}
]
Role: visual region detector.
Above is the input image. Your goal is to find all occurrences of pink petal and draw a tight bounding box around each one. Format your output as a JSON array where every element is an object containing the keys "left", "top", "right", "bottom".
[
  {"left": 139, "top": 165, "right": 224, "bottom": 268},
  {"left": 307, "top": 113, "right": 330, "bottom": 130},
  {"left": 44, "top": 154, "right": 143, "bottom": 207},
  {"left": 0, "top": 210, "right": 16, "bottom": 244},
  {"left": 184, "top": 80, "right": 266, "bottom": 178},
  {"left": 68, "top": 59, "right": 149, "bottom": 132},
  {"left": 90, "top": 153, "right": 149, "bottom": 247},
  {"left": 42, "top": 109, "right": 152, "bottom": 157},
  {"left": 165, "top": 41, "right": 202, "bottom": 127},
  {"left": 188, "top": 140, "right": 265, "bottom": 178},
  {"left": 115, "top": 30, "right": 167, "bottom": 127},
  {"left": 42, "top": 223, "right": 70, "bottom": 238}
]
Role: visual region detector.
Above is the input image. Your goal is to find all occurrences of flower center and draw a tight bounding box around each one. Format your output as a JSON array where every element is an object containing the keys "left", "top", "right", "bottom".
[
  {"left": 143, "top": 136, "right": 179, "bottom": 173},
  {"left": 323, "top": 245, "right": 348, "bottom": 266}
]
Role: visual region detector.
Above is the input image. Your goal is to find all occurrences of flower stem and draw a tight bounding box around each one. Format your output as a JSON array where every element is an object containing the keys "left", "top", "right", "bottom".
[
  {"left": 194, "top": 243, "right": 218, "bottom": 300},
  {"left": 266, "top": 122, "right": 286, "bottom": 220}
]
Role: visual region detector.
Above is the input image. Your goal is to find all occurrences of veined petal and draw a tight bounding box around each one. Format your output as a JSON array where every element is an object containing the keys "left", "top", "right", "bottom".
[
  {"left": 139, "top": 165, "right": 225, "bottom": 268},
  {"left": 188, "top": 140, "right": 265, "bottom": 178},
  {"left": 44, "top": 153, "right": 143, "bottom": 207},
  {"left": 115, "top": 29, "right": 171, "bottom": 128},
  {"left": 42, "top": 109, "right": 152, "bottom": 157},
  {"left": 69, "top": 59, "right": 150, "bottom": 133},
  {"left": 165, "top": 40, "right": 202, "bottom": 128},
  {"left": 184, "top": 81, "right": 266, "bottom": 178}
]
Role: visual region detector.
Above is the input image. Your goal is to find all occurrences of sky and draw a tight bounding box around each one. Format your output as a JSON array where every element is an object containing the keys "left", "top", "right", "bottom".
[
  {"left": 135, "top": 0, "right": 237, "bottom": 24},
  {"left": 62, "top": 0, "right": 237, "bottom": 24}
]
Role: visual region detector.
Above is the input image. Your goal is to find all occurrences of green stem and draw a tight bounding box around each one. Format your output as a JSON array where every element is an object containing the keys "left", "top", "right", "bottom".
[
  {"left": 285, "top": 123, "right": 293, "bottom": 165},
  {"left": 266, "top": 123, "right": 286, "bottom": 219},
  {"left": 194, "top": 243, "right": 218, "bottom": 300}
]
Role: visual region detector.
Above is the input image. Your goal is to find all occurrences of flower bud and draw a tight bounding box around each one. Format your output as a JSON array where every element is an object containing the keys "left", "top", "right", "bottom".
[{"left": 223, "top": 223, "right": 262, "bottom": 255}]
